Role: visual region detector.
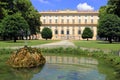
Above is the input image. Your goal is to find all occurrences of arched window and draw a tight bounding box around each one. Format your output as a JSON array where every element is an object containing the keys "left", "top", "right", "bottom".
[
  {"left": 91, "top": 19, "right": 93, "bottom": 24},
  {"left": 61, "top": 30, "right": 64, "bottom": 34},
  {"left": 72, "top": 28, "right": 74, "bottom": 35},
  {"left": 85, "top": 19, "right": 87, "bottom": 24},
  {"left": 78, "top": 30, "right": 81, "bottom": 34},
  {"left": 67, "top": 29, "right": 69, "bottom": 35},
  {"left": 55, "top": 29, "right": 58, "bottom": 34},
  {"left": 67, "top": 19, "right": 69, "bottom": 23}
]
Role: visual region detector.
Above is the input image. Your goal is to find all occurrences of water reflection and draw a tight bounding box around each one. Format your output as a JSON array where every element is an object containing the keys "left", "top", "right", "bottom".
[
  {"left": 0, "top": 65, "right": 43, "bottom": 80},
  {"left": 45, "top": 56, "right": 98, "bottom": 65},
  {"left": 0, "top": 56, "right": 115, "bottom": 80},
  {"left": 31, "top": 64, "right": 105, "bottom": 80},
  {"left": 31, "top": 56, "right": 106, "bottom": 80},
  {"left": 45, "top": 56, "right": 98, "bottom": 69},
  {"left": 12, "top": 67, "right": 43, "bottom": 80}
]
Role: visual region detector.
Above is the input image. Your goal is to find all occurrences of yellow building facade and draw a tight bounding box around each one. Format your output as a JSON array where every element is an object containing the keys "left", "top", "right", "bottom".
[{"left": 39, "top": 10, "right": 99, "bottom": 40}]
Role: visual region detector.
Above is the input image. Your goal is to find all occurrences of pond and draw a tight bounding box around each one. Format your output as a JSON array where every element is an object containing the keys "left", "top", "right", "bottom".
[{"left": 0, "top": 56, "right": 117, "bottom": 80}]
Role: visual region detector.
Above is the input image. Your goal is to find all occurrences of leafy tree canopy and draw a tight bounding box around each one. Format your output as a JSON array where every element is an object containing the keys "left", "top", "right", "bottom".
[
  {"left": 41, "top": 27, "right": 52, "bottom": 40},
  {"left": 14, "top": 0, "right": 41, "bottom": 35},
  {"left": 107, "top": 0, "right": 120, "bottom": 17},
  {"left": 99, "top": 6, "right": 107, "bottom": 17},
  {"left": 98, "top": 14, "right": 120, "bottom": 43},
  {"left": 0, "top": 13, "right": 29, "bottom": 42},
  {"left": 82, "top": 27, "right": 93, "bottom": 41},
  {"left": 0, "top": 0, "right": 41, "bottom": 37}
]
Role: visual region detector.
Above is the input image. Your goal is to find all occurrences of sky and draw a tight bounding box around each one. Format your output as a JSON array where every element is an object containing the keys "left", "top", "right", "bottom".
[{"left": 30, "top": 0, "right": 107, "bottom": 11}]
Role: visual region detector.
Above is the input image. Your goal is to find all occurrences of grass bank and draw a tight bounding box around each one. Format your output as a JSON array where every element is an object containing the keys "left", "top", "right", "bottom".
[
  {"left": 72, "top": 40, "right": 120, "bottom": 51},
  {"left": 0, "top": 40, "right": 59, "bottom": 48},
  {"left": 41, "top": 47, "right": 120, "bottom": 78},
  {"left": 0, "top": 47, "right": 120, "bottom": 79}
]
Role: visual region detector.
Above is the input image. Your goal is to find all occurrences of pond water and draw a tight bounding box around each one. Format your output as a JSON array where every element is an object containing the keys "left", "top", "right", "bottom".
[{"left": 0, "top": 56, "right": 117, "bottom": 80}]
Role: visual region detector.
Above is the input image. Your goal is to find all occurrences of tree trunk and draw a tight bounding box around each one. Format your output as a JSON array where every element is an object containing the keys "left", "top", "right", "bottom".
[
  {"left": 3, "top": 36, "right": 6, "bottom": 41},
  {"left": 46, "top": 38, "right": 47, "bottom": 40},
  {"left": 29, "top": 35, "right": 31, "bottom": 40},
  {"left": 22, "top": 36, "right": 24, "bottom": 40},
  {"left": 105, "top": 37, "right": 107, "bottom": 41},
  {"left": 25, "top": 35, "right": 28, "bottom": 40},
  {"left": 108, "top": 37, "right": 112, "bottom": 43},
  {"left": 10, "top": 35, "right": 12, "bottom": 40},
  {"left": 14, "top": 36, "right": 16, "bottom": 42},
  {"left": 118, "top": 37, "right": 120, "bottom": 42},
  {"left": 87, "top": 38, "right": 88, "bottom": 41}
]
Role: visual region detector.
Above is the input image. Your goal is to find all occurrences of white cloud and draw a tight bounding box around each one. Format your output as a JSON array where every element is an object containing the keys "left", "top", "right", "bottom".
[
  {"left": 77, "top": 3, "right": 94, "bottom": 11},
  {"left": 38, "top": 0, "right": 49, "bottom": 4}
]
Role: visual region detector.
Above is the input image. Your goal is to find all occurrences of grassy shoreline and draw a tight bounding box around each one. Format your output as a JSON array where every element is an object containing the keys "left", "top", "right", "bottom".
[
  {"left": 0, "top": 40, "right": 59, "bottom": 48},
  {"left": 72, "top": 40, "right": 120, "bottom": 51},
  {"left": 41, "top": 47, "right": 120, "bottom": 78},
  {"left": 0, "top": 47, "right": 120, "bottom": 79}
]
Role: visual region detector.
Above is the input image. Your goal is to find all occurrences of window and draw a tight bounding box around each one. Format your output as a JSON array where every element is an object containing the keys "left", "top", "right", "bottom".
[
  {"left": 85, "top": 19, "right": 87, "bottom": 24},
  {"left": 79, "top": 19, "right": 81, "bottom": 23},
  {"left": 49, "top": 19, "right": 52, "bottom": 23},
  {"left": 61, "top": 30, "right": 64, "bottom": 34},
  {"left": 55, "top": 26, "right": 57, "bottom": 29},
  {"left": 55, "top": 19, "right": 57, "bottom": 23},
  {"left": 61, "top": 19, "right": 64, "bottom": 23},
  {"left": 91, "top": 19, "right": 93, "bottom": 24},
  {"left": 56, "top": 36, "right": 58, "bottom": 38},
  {"left": 67, "top": 29, "right": 69, "bottom": 35},
  {"left": 72, "top": 28, "right": 74, "bottom": 35},
  {"left": 67, "top": 19, "right": 69, "bottom": 23},
  {"left": 72, "top": 19, "right": 75, "bottom": 24},
  {"left": 55, "top": 29, "right": 58, "bottom": 34},
  {"left": 78, "top": 30, "right": 81, "bottom": 34},
  {"left": 43, "top": 15, "right": 45, "bottom": 17},
  {"left": 43, "top": 19, "right": 46, "bottom": 23}
]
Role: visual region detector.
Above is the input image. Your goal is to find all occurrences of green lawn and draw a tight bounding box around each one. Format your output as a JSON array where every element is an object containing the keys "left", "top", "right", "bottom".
[
  {"left": 72, "top": 40, "right": 120, "bottom": 51},
  {"left": 0, "top": 40, "right": 59, "bottom": 48}
]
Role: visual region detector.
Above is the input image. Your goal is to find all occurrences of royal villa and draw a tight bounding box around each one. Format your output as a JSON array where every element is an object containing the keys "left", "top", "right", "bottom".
[{"left": 39, "top": 10, "right": 99, "bottom": 40}]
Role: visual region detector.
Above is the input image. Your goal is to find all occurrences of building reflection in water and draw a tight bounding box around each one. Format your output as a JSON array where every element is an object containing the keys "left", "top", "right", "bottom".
[{"left": 45, "top": 56, "right": 98, "bottom": 69}]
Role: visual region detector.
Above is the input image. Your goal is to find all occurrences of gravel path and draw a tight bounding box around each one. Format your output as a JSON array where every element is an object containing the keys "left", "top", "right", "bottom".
[
  {"left": 2, "top": 40, "right": 112, "bottom": 53},
  {"left": 4, "top": 40, "right": 76, "bottom": 49},
  {"left": 32, "top": 40, "right": 76, "bottom": 48}
]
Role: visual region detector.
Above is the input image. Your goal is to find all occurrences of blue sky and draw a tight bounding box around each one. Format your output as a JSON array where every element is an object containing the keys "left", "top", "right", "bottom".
[{"left": 30, "top": 0, "right": 107, "bottom": 11}]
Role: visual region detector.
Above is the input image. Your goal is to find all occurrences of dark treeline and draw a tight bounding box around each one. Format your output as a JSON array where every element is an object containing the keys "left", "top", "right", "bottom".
[
  {"left": 0, "top": 0, "right": 41, "bottom": 42},
  {"left": 98, "top": 0, "right": 120, "bottom": 43}
]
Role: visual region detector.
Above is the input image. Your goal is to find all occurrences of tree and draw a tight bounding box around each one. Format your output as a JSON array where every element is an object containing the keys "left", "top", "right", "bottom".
[
  {"left": 14, "top": 0, "right": 41, "bottom": 38},
  {"left": 82, "top": 27, "right": 93, "bottom": 41},
  {"left": 107, "top": 0, "right": 120, "bottom": 17},
  {"left": 98, "top": 14, "right": 120, "bottom": 43},
  {"left": 99, "top": 6, "right": 107, "bottom": 17},
  {"left": 0, "top": 0, "right": 41, "bottom": 40},
  {"left": 0, "top": 13, "right": 29, "bottom": 42},
  {"left": 0, "top": 1, "right": 8, "bottom": 21},
  {"left": 41, "top": 27, "right": 52, "bottom": 40},
  {"left": 99, "top": 0, "right": 120, "bottom": 42}
]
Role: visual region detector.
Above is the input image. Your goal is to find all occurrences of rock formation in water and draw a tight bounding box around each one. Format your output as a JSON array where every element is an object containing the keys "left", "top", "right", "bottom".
[{"left": 7, "top": 46, "right": 46, "bottom": 68}]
